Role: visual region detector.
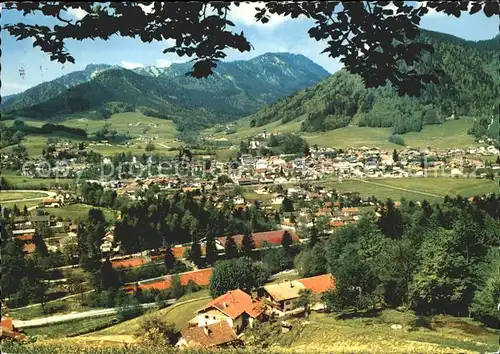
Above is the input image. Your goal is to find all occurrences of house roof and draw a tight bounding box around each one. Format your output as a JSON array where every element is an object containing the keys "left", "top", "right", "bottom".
[
  {"left": 23, "top": 243, "right": 36, "bottom": 254},
  {"left": 42, "top": 198, "right": 58, "bottom": 204},
  {"left": 198, "top": 289, "right": 262, "bottom": 320},
  {"left": 262, "top": 274, "right": 336, "bottom": 302},
  {"left": 341, "top": 207, "right": 359, "bottom": 213},
  {"left": 1, "top": 318, "right": 13, "bottom": 331},
  {"left": 217, "top": 230, "right": 299, "bottom": 249},
  {"left": 180, "top": 321, "right": 238, "bottom": 348},
  {"left": 261, "top": 280, "right": 305, "bottom": 302},
  {"left": 30, "top": 215, "right": 50, "bottom": 222},
  {"left": 298, "top": 274, "right": 336, "bottom": 294},
  {"left": 16, "top": 234, "right": 34, "bottom": 241}
]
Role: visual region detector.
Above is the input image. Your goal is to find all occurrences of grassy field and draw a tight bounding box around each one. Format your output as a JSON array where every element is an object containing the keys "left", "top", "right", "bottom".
[
  {"left": 1, "top": 170, "right": 75, "bottom": 189},
  {"left": 16, "top": 308, "right": 498, "bottom": 353},
  {"left": 5, "top": 111, "right": 182, "bottom": 157},
  {"left": 321, "top": 177, "right": 497, "bottom": 202},
  {"left": 93, "top": 291, "right": 211, "bottom": 336},
  {"left": 47, "top": 203, "right": 117, "bottom": 223},
  {"left": 208, "top": 117, "right": 482, "bottom": 151},
  {"left": 0, "top": 191, "right": 48, "bottom": 202},
  {"left": 24, "top": 315, "right": 117, "bottom": 339},
  {"left": 7, "top": 295, "right": 94, "bottom": 321}
]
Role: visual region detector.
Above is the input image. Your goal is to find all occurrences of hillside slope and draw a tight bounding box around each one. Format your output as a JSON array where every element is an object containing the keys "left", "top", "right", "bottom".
[
  {"left": 2, "top": 64, "right": 115, "bottom": 110},
  {"left": 246, "top": 30, "right": 500, "bottom": 135},
  {"left": 3, "top": 53, "right": 330, "bottom": 131}
]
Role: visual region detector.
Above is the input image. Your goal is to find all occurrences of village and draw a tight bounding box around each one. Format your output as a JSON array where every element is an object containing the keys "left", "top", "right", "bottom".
[{"left": 3, "top": 133, "right": 499, "bottom": 184}]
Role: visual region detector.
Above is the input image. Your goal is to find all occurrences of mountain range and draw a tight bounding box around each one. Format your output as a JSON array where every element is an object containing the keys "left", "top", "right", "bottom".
[
  {"left": 3, "top": 29, "right": 498, "bottom": 136},
  {"left": 1, "top": 53, "right": 330, "bottom": 131},
  {"left": 246, "top": 30, "right": 500, "bottom": 135}
]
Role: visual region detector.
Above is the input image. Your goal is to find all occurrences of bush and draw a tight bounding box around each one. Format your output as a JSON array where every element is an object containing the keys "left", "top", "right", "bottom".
[
  {"left": 140, "top": 313, "right": 178, "bottom": 346},
  {"left": 388, "top": 134, "right": 406, "bottom": 146},
  {"left": 184, "top": 279, "right": 201, "bottom": 294}
]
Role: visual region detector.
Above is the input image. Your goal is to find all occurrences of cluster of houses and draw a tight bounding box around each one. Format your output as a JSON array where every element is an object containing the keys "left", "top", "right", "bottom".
[
  {"left": 12, "top": 215, "right": 53, "bottom": 255},
  {"left": 176, "top": 273, "right": 335, "bottom": 349}
]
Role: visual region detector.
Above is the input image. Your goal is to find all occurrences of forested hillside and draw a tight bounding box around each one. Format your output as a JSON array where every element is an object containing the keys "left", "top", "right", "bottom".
[
  {"left": 2, "top": 53, "right": 329, "bottom": 131},
  {"left": 2, "top": 64, "right": 115, "bottom": 110},
  {"left": 248, "top": 30, "right": 500, "bottom": 135}
]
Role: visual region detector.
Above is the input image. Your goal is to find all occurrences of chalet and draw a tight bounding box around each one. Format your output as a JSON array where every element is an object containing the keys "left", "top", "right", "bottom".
[
  {"left": 176, "top": 321, "right": 240, "bottom": 349},
  {"left": 257, "top": 274, "right": 335, "bottom": 315},
  {"left": 42, "top": 198, "right": 60, "bottom": 208},
  {"left": 193, "top": 289, "right": 264, "bottom": 333}
]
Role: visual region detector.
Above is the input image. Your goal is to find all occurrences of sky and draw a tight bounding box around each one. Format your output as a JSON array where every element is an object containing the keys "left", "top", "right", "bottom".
[{"left": 1, "top": 2, "right": 499, "bottom": 96}]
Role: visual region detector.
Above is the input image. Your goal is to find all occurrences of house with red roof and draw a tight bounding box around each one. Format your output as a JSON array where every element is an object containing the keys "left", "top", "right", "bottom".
[
  {"left": 1, "top": 317, "right": 27, "bottom": 342},
  {"left": 194, "top": 289, "right": 264, "bottom": 333},
  {"left": 176, "top": 321, "right": 241, "bottom": 349},
  {"left": 23, "top": 243, "right": 36, "bottom": 255}
]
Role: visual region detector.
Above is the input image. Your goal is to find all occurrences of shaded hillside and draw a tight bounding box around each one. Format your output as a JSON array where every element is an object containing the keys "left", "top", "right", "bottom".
[
  {"left": 248, "top": 30, "right": 500, "bottom": 135},
  {"left": 2, "top": 64, "right": 115, "bottom": 110},
  {"left": 3, "top": 53, "right": 330, "bottom": 131}
]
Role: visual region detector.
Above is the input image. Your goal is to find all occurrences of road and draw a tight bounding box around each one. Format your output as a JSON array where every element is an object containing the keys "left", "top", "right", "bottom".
[
  {"left": 352, "top": 178, "right": 445, "bottom": 199},
  {"left": 13, "top": 301, "right": 166, "bottom": 329}
]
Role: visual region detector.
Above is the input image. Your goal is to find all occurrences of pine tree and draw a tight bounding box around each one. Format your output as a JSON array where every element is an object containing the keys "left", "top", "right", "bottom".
[
  {"left": 281, "top": 231, "right": 293, "bottom": 252},
  {"left": 164, "top": 246, "right": 175, "bottom": 270},
  {"left": 224, "top": 235, "right": 238, "bottom": 259},
  {"left": 392, "top": 149, "right": 399, "bottom": 162},
  {"left": 33, "top": 232, "right": 48, "bottom": 257},
  {"left": 205, "top": 232, "right": 218, "bottom": 265},
  {"left": 189, "top": 241, "right": 202, "bottom": 268},
  {"left": 309, "top": 222, "right": 319, "bottom": 248},
  {"left": 241, "top": 231, "right": 255, "bottom": 256}
]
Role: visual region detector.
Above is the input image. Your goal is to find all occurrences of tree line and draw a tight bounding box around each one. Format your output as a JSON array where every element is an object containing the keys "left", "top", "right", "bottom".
[{"left": 294, "top": 194, "right": 500, "bottom": 327}]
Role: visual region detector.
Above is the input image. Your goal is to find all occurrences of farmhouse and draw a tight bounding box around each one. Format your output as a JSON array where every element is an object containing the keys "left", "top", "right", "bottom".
[
  {"left": 257, "top": 274, "right": 335, "bottom": 315},
  {"left": 193, "top": 289, "right": 264, "bottom": 333},
  {"left": 176, "top": 321, "right": 240, "bottom": 349}
]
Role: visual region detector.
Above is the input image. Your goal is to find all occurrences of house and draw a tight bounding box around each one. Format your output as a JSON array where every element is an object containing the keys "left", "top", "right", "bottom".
[
  {"left": 12, "top": 229, "right": 36, "bottom": 236},
  {"left": 232, "top": 196, "right": 245, "bottom": 205},
  {"left": 23, "top": 243, "right": 36, "bottom": 255},
  {"left": 42, "top": 198, "right": 60, "bottom": 208},
  {"left": 271, "top": 194, "right": 285, "bottom": 205},
  {"left": 194, "top": 289, "right": 264, "bottom": 333},
  {"left": 257, "top": 274, "right": 336, "bottom": 315},
  {"left": 1, "top": 317, "right": 27, "bottom": 342},
  {"left": 176, "top": 321, "right": 240, "bottom": 349},
  {"left": 30, "top": 215, "right": 51, "bottom": 228}
]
